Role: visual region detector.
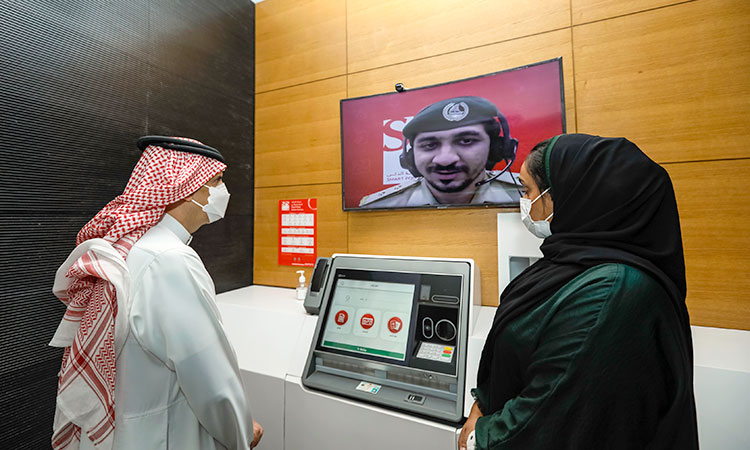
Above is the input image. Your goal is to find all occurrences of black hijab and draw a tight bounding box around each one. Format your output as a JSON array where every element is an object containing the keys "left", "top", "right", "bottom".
[{"left": 477, "top": 134, "right": 692, "bottom": 401}]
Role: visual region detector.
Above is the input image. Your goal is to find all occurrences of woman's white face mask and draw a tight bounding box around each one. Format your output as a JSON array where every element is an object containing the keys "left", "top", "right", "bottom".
[
  {"left": 520, "top": 187, "right": 553, "bottom": 239},
  {"left": 192, "top": 182, "right": 230, "bottom": 223}
]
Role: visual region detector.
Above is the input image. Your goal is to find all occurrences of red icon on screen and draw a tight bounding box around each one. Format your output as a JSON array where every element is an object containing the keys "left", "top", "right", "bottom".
[
  {"left": 334, "top": 310, "right": 348, "bottom": 326},
  {"left": 360, "top": 313, "right": 375, "bottom": 329},
  {"left": 387, "top": 317, "right": 403, "bottom": 334}
]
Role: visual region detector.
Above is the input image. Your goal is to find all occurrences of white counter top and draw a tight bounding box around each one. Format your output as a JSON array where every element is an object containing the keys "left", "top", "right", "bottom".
[
  {"left": 216, "top": 284, "right": 306, "bottom": 313},
  {"left": 216, "top": 285, "right": 314, "bottom": 378}
]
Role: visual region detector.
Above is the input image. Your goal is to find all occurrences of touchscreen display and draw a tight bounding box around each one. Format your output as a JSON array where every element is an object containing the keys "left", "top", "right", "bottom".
[{"left": 321, "top": 278, "right": 415, "bottom": 361}]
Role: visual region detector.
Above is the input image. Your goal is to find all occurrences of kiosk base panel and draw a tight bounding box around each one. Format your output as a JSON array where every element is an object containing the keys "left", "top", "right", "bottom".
[{"left": 285, "top": 376, "right": 458, "bottom": 450}]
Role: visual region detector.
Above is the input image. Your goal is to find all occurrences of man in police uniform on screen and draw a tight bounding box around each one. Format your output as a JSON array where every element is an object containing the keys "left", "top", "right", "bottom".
[{"left": 359, "top": 96, "right": 522, "bottom": 208}]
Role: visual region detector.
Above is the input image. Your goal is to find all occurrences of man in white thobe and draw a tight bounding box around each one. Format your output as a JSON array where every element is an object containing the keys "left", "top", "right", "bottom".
[{"left": 51, "top": 137, "right": 262, "bottom": 450}]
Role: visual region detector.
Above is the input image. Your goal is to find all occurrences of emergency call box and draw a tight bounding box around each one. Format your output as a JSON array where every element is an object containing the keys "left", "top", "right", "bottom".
[{"left": 301, "top": 254, "right": 480, "bottom": 423}]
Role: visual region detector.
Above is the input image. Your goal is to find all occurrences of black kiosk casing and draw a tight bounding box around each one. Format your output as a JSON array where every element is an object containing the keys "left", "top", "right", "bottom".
[{"left": 301, "top": 254, "right": 480, "bottom": 423}]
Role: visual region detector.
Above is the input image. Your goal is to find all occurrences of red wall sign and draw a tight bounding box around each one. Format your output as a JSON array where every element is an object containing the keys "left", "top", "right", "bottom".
[{"left": 278, "top": 198, "right": 317, "bottom": 267}]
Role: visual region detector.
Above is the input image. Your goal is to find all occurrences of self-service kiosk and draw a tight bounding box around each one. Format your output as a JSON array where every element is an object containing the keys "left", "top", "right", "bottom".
[
  {"left": 214, "top": 224, "right": 536, "bottom": 449},
  {"left": 302, "top": 254, "right": 480, "bottom": 423}
]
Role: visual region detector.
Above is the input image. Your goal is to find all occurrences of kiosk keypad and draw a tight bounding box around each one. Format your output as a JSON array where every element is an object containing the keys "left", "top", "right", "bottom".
[{"left": 416, "top": 342, "right": 454, "bottom": 363}]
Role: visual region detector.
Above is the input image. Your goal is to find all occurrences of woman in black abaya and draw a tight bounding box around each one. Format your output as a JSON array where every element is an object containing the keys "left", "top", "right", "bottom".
[{"left": 459, "top": 134, "right": 698, "bottom": 449}]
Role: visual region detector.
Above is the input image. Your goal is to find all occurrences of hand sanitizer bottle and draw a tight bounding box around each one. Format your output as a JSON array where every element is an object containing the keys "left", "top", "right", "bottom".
[{"left": 296, "top": 270, "right": 307, "bottom": 300}]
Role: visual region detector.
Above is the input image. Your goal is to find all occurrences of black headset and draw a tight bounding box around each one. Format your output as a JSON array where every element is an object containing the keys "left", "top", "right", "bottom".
[
  {"left": 137, "top": 135, "right": 225, "bottom": 163},
  {"left": 399, "top": 112, "right": 518, "bottom": 177}
]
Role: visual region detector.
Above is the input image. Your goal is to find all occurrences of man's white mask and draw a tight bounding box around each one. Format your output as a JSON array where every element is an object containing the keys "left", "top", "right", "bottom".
[{"left": 192, "top": 183, "right": 230, "bottom": 223}]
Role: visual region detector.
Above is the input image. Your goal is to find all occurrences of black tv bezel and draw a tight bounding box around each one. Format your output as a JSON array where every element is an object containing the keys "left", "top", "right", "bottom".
[{"left": 340, "top": 57, "right": 567, "bottom": 212}]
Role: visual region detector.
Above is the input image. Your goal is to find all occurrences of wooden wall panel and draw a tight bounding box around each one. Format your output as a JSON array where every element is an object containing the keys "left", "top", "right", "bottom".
[
  {"left": 347, "top": 0, "right": 570, "bottom": 73},
  {"left": 254, "top": 183, "right": 348, "bottom": 287},
  {"left": 574, "top": 0, "right": 750, "bottom": 163},
  {"left": 348, "top": 208, "right": 505, "bottom": 307},
  {"left": 571, "top": 0, "right": 689, "bottom": 25},
  {"left": 347, "top": 29, "right": 576, "bottom": 133},
  {"left": 667, "top": 159, "right": 750, "bottom": 330},
  {"left": 256, "top": 76, "right": 346, "bottom": 187},
  {"left": 256, "top": 0, "right": 346, "bottom": 92}
]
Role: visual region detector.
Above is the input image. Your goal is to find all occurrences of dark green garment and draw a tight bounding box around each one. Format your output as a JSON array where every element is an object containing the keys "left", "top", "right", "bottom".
[{"left": 473, "top": 263, "right": 698, "bottom": 449}]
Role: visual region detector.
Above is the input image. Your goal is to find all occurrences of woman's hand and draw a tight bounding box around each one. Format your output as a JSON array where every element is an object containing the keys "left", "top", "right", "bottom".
[
  {"left": 458, "top": 401, "right": 483, "bottom": 450},
  {"left": 250, "top": 420, "right": 264, "bottom": 449}
]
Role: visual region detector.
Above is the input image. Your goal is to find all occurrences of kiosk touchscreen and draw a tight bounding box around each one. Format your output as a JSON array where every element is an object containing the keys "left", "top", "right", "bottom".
[{"left": 302, "top": 254, "right": 479, "bottom": 423}]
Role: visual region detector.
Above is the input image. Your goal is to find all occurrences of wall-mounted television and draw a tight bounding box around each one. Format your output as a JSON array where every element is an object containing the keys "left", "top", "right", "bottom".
[{"left": 341, "top": 58, "right": 566, "bottom": 211}]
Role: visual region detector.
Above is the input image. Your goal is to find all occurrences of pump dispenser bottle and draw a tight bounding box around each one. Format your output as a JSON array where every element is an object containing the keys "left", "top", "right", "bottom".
[{"left": 295, "top": 270, "right": 307, "bottom": 300}]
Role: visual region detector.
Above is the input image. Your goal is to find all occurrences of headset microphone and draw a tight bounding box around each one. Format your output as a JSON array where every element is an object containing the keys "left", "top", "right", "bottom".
[{"left": 475, "top": 137, "right": 519, "bottom": 188}]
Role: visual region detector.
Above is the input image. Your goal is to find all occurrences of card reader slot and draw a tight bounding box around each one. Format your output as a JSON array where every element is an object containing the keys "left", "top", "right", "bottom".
[
  {"left": 316, "top": 364, "right": 457, "bottom": 402},
  {"left": 318, "top": 357, "right": 456, "bottom": 396},
  {"left": 319, "top": 356, "right": 378, "bottom": 378},
  {"left": 385, "top": 370, "right": 454, "bottom": 395}
]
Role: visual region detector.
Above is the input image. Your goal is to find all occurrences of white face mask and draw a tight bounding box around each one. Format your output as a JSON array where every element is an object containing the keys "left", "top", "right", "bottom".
[
  {"left": 520, "top": 187, "right": 553, "bottom": 239},
  {"left": 192, "top": 182, "right": 230, "bottom": 223}
]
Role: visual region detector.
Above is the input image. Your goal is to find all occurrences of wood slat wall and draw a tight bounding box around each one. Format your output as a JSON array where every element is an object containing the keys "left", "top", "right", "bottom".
[
  {"left": 255, "top": 0, "right": 750, "bottom": 330},
  {"left": 256, "top": 0, "right": 346, "bottom": 91},
  {"left": 667, "top": 159, "right": 750, "bottom": 330},
  {"left": 571, "top": 0, "right": 689, "bottom": 24},
  {"left": 346, "top": 0, "right": 571, "bottom": 73},
  {"left": 573, "top": 0, "right": 750, "bottom": 163},
  {"left": 255, "top": 76, "right": 346, "bottom": 187}
]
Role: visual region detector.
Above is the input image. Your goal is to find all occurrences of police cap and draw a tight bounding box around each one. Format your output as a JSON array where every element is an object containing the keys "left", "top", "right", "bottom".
[{"left": 402, "top": 96, "right": 501, "bottom": 142}]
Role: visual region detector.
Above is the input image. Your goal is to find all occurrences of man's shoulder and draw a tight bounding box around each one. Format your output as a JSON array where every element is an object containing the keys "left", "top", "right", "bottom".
[
  {"left": 358, "top": 178, "right": 431, "bottom": 208},
  {"left": 127, "top": 236, "right": 212, "bottom": 315},
  {"left": 128, "top": 228, "right": 202, "bottom": 276}
]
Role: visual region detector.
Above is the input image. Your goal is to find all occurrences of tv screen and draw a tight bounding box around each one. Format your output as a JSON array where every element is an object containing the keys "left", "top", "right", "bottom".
[{"left": 341, "top": 58, "right": 566, "bottom": 211}]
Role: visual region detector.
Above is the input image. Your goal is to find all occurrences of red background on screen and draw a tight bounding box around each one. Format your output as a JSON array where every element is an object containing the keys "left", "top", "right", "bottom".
[{"left": 341, "top": 60, "right": 565, "bottom": 209}]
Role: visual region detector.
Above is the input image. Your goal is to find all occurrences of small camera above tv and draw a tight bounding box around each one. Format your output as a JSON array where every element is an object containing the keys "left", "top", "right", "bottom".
[{"left": 340, "top": 58, "right": 566, "bottom": 211}]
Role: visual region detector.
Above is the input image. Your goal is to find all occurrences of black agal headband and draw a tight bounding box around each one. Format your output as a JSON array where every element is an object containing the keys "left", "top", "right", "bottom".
[{"left": 137, "top": 136, "right": 225, "bottom": 164}]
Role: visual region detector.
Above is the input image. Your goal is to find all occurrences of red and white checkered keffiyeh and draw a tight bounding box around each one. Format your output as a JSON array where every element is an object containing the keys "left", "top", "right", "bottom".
[{"left": 50, "top": 139, "right": 226, "bottom": 449}]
